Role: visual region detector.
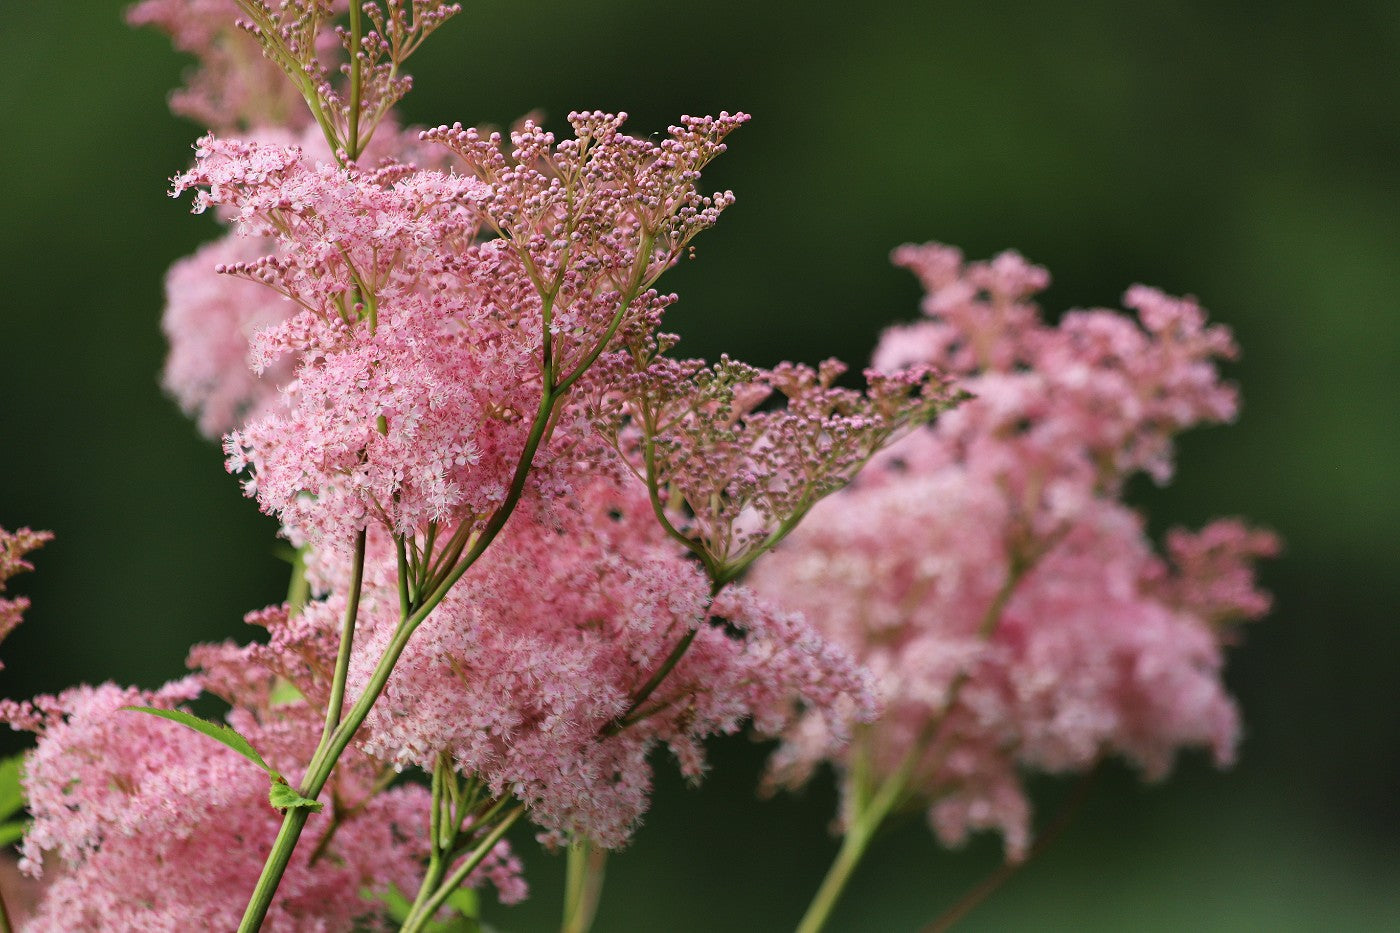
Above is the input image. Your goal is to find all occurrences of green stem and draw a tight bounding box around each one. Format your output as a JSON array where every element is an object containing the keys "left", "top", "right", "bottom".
[
  {"left": 639, "top": 426, "right": 717, "bottom": 575},
  {"left": 407, "top": 754, "right": 454, "bottom": 919},
  {"left": 285, "top": 544, "right": 310, "bottom": 616},
  {"left": 603, "top": 628, "right": 697, "bottom": 736},
  {"left": 346, "top": 0, "right": 363, "bottom": 159},
  {"left": 554, "top": 232, "right": 655, "bottom": 395},
  {"left": 462, "top": 794, "right": 513, "bottom": 839},
  {"left": 794, "top": 818, "right": 875, "bottom": 933},
  {"left": 321, "top": 529, "right": 367, "bottom": 747},
  {"left": 400, "top": 805, "right": 527, "bottom": 933},
  {"left": 604, "top": 576, "right": 724, "bottom": 734},
  {"left": 239, "top": 806, "right": 313, "bottom": 932},
  {"left": 794, "top": 758, "right": 912, "bottom": 933},
  {"left": 239, "top": 385, "right": 560, "bottom": 931},
  {"left": 606, "top": 507, "right": 816, "bottom": 737},
  {"left": 562, "top": 840, "right": 608, "bottom": 933},
  {"left": 231, "top": 0, "right": 342, "bottom": 156},
  {"left": 607, "top": 500, "right": 815, "bottom": 734},
  {"left": 612, "top": 430, "right": 825, "bottom": 735},
  {"left": 794, "top": 555, "right": 1040, "bottom": 933},
  {"left": 396, "top": 534, "right": 412, "bottom": 620}
]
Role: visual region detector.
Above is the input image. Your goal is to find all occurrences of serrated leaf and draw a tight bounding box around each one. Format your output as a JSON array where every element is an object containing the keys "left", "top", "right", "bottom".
[
  {"left": 268, "top": 781, "right": 323, "bottom": 812},
  {"left": 0, "top": 820, "right": 27, "bottom": 847},
  {"left": 122, "top": 706, "right": 279, "bottom": 780},
  {"left": 0, "top": 752, "right": 25, "bottom": 821}
]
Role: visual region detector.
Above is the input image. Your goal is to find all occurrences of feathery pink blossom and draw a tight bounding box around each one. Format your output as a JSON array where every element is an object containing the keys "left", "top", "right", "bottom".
[
  {"left": 588, "top": 346, "right": 958, "bottom": 579},
  {"left": 159, "top": 120, "right": 445, "bottom": 439},
  {"left": 160, "top": 233, "right": 295, "bottom": 436},
  {"left": 172, "top": 112, "right": 750, "bottom": 553},
  {"left": 130, "top": 0, "right": 458, "bottom": 153},
  {"left": 1, "top": 670, "right": 522, "bottom": 931},
  {"left": 127, "top": 0, "right": 312, "bottom": 131},
  {"left": 236, "top": 473, "right": 875, "bottom": 849},
  {"left": 752, "top": 244, "right": 1277, "bottom": 859},
  {"left": 421, "top": 110, "right": 749, "bottom": 384},
  {"left": 0, "top": 527, "right": 51, "bottom": 660}
]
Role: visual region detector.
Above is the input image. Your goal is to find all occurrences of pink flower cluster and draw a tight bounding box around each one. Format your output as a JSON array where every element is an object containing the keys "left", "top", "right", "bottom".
[
  {"left": 0, "top": 671, "right": 523, "bottom": 931},
  {"left": 134, "top": 0, "right": 459, "bottom": 442},
  {"left": 130, "top": 0, "right": 459, "bottom": 156},
  {"left": 0, "top": 523, "right": 523, "bottom": 930},
  {"left": 178, "top": 135, "right": 525, "bottom": 547},
  {"left": 128, "top": 0, "right": 310, "bottom": 132},
  {"left": 223, "top": 470, "right": 875, "bottom": 849},
  {"left": 589, "top": 348, "right": 958, "bottom": 579},
  {"left": 4, "top": 3, "right": 1277, "bottom": 926},
  {"left": 420, "top": 110, "right": 748, "bottom": 383},
  {"left": 159, "top": 233, "right": 295, "bottom": 436},
  {"left": 875, "top": 245, "right": 1239, "bottom": 494},
  {"left": 81, "top": 8, "right": 898, "bottom": 906},
  {"left": 158, "top": 119, "right": 443, "bottom": 439},
  {"left": 752, "top": 244, "right": 1278, "bottom": 859},
  {"left": 0, "top": 527, "right": 50, "bottom": 655},
  {"left": 167, "top": 110, "right": 750, "bottom": 553}
]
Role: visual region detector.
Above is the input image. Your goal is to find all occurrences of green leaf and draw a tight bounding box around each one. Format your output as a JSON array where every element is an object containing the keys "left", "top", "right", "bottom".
[
  {"left": 268, "top": 781, "right": 323, "bottom": 812},
  {"left": 0, "top": 752, "right": 25, "bottom": 821},
  {"left": 0, "top": 820, "right": 27, "bottom": 847},
  {"left": 372, "top": 883, "right": 415, "bottom": 923},
  {"left": 446, "top": 887, "right": 479, "bottom": 919},
  {"left": 373, "top": 884, "right": 414, "bottom": 922},
  {"left": 268, "top": 678, "right": 305, "bottom": 707},
  {"left": 121, "top": 707, "right": 279, "bottom": 780},
  {"left": 414, "top": 913, "right": 479, "bottom": 931},
  {"left": 364, "top": 884, "right": 480, "bottom": 931}
]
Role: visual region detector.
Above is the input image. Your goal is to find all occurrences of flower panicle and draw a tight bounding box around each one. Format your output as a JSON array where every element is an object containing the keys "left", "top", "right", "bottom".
[
  {"left": 131, "top": 1, "right": 459, "bottom": 151},
  {"left": 421, "top": 111, "right": 749, "bottom": 383},
  {"left": 162, "top": 109, "right": 750, "bottom": 555},
  {"left": 236, "top": 0, "right": 459, "bottom": 154},
  {"left": 751, "top": 245, "right": 1277, "bottom": 862},
  {"left": 0, "top": 526, "right": 52, "bottom": 654},
  {"left": 589, "top": 335, "right": 961, "bottom": 581},
  {"left": 128, "top": 0, "right": 308, "bottom": 131},
  {"left": 0, "top": 665, "right": 523, "bottom": 928},
  {"left": 236, "top": 474, "right": 877, "bottom": 851}
]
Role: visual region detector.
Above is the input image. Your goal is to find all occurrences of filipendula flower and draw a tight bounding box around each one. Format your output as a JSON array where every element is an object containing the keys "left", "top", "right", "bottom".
[{"left": 752, "top": 244, "right": 1277, "bottom": 859}]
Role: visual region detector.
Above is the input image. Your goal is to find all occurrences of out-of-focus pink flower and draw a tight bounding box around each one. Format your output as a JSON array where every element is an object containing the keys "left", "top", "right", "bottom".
[
  {"left": 128, "top": 0, "right": 312, "bottom": 132},
  {"left": 159, "top": 233, "right": 292, "bottom": 437},
  {"left": 753, "top": 244, "right": 1276, "bottom": 860},
  {"left": 0, "top": 527, "right": 51, "bottom": 661}
]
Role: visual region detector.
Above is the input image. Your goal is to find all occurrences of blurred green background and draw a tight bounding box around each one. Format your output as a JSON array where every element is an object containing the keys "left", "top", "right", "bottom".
[{"left": 3, "top": 1, "right": 1397, "bottom": 929}]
